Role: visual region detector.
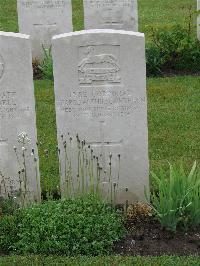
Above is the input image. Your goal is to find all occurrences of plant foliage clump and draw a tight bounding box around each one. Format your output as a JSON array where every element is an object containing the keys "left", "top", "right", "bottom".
[
  {"left": 38, "top": 47, "right": 54, "bottom": 80},
  {"left": 0, "top": 214, "right": 21, "bottom": 252},
  {"left": 146, "top": 24, "right": 200, "bottom": 76},
  {"left": 151, "top": 162, "right": 200, "bottom": 232},
  {"left": 0, "top": 195, "right": 125, "bottom": 255}
]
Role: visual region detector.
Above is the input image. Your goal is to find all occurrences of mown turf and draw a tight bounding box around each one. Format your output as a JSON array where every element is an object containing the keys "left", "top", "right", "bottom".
[
  {"left": 138, "top": 0, "right": 197, "bottom": 37},
  {"left": 0, "top": 255, "right": 199, "bottom": 266},
  {"left": 34, "top": 81, "right": 59, "bottom": 191},
  {"left": 148, "top": 76, "right": 200, "bottom": 172},
  {"left": 33, "top": 77, "right": 200, "bottom": 191},
  {"left": 0, "top": 0, "right": 197, "bottom": 41}
]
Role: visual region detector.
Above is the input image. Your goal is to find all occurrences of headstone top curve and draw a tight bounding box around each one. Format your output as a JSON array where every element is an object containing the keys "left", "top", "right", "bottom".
[
  {"left": 52, "top": 29, "right": 144, "bottom": 41},
  {"left": 0, "top": 31, "right": 30, "bottom": 39}
]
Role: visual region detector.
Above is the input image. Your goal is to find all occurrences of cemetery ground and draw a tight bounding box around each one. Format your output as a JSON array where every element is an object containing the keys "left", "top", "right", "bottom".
[
  {"left": 35, "top": 77, "right": 200, "bottom": 257},
  {"left": 0, "top": 0, "right": 200, "bottom": 264},
  {"left": 0, "top": 77, "right": 199, "bottom": 262}
]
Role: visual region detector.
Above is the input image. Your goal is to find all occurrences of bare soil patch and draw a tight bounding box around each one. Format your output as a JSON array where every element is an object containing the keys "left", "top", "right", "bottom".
[{"left": 114, "top": 217, "right": 200, "bottom": 256}]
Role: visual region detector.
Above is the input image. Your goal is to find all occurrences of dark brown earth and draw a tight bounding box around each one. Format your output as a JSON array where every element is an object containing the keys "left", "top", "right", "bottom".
[{"left": 114, "top": 217, "right": 200, "bottom": 256}]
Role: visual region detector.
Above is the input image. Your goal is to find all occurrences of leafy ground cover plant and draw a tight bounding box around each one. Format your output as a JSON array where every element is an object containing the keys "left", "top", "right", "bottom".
[
  {"left": 0, "top": 197, "right": 19, "bottom": 216},
  {"left": 0, "top": 213, "right": 21, "bottom": 253},
  {"left": 151, "top": 162, "right": 200, "bottom": 232},
  {"left": 0, "top": 195, "right": 125, "bottom": 255}
]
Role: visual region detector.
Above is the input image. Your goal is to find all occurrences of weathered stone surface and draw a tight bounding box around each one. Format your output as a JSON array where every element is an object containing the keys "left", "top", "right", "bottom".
[
  {"left": 52, "top": 29, "right": 149, "bottom": 203},
  {"left": 17, "top": 0, "right": 73, "bottom": 60},
  {"left": 0, "top": 32, "right": 40, "bottom": 202},
  {"left": 198, "top": 0, "right": 200, "bottom": 40},
  {"left": 83, "top": 0, "right": 138, "bottom": 31}
]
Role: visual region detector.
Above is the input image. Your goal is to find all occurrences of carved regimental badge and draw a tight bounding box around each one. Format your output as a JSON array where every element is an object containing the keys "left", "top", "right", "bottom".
[
  {"left": 0, "top": 54, "right": 5, "bottom": 80},
  {"left": 78, "top": 45, "right": 121, "bottom": 85}
]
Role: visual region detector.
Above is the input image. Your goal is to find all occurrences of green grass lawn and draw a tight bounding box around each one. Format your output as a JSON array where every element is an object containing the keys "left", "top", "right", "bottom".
[
  {"left": 0, "top": 0, "right": 197, "bottom": 42},
  {"left": 0, "top": 255, "right": 199, "bottom": 266},
  {"left": 34, "top": 77, "right": 200, "bottom": 191}
]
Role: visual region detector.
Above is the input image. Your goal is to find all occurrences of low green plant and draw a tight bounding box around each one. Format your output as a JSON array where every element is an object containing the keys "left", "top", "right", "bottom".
[
  {"left": 146, "top": 45, "right": 164, "bottom": 76},
  {"left": 0, "top": 197, "right": 19, "bottom": 216},
  {"left": 147, "top": 7, "right": 200, "bottom": 76},
  {"left": 147, "top": 25, "right": 200, "bottom": 76},
  {"left": 151, "top": 162, "right": 200, "bottom": 232},
  {"left": 38, "top": 46, "right": 54, "bottom": 80},
  {"left": 0, "top": 213, "right": 20, "bottom": 252},
  {"left": 1, "top": 195, "right": 125, "bottom": 255}
]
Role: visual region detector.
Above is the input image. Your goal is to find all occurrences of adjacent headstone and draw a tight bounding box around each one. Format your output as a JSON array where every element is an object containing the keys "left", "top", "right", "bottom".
[
  {"left": 17, "top": 0, "right": 73, "bottom": 60},
  {"left": 52, "top": 29, "right": 149, "bottom": 203},
  {"left": 198, "top": 0, "right": 200, "bottom": 41},
  {"left": 0, "top": 31, "right": 40, "bottom": 202},
  {"left": 83, "top": 0, "right": 138, "bottom": 31}
]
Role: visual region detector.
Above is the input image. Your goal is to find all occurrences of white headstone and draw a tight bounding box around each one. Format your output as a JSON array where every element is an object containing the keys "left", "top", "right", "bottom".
[
  {"left": 0, "top": 32, "right": 40, "bottom": 202},
  {"left": 83, "top": 0, "right": 138, "bottom": 31},
  {"left": 17, "top": 0, "right": 73, "bottom": 60},
  {"left": 52, "top": 29, "right": 149, "bottom": 203},
  {"left": 198, "top": 0, "right": 200, "bottom": 40}
]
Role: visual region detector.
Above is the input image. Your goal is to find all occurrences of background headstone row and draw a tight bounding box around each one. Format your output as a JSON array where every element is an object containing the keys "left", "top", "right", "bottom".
[{"left": 17, "top": 0, "right": 138, "bottom": 60}]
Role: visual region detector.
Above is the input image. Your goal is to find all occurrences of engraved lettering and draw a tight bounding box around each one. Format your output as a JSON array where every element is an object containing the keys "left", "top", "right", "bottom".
[
  {"left": 0, "top": 91, "right": 30, "bottom": 119},
  {"left": 57, "top": 87, "right": 146, "bottom": 118},
  {"left": 20, "top": 0, "right": 67, "bottom": 9}
]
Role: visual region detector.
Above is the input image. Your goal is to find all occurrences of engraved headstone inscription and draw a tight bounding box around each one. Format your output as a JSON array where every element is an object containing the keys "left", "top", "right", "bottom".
[
  {"left": 83, "top": 0, "right": 138, "bottom": 31},
  {"left": 52, "top": 29, "right": 149, "bottom": 203},
  {"left": 198, "top": 0, "right": 200, "bottom": 40},
  {"left": 17, "top": 0, "right": 73, "bottom": 60},
  {"left": 0, "top": 32, "right": 40, "bottom": 202}
]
